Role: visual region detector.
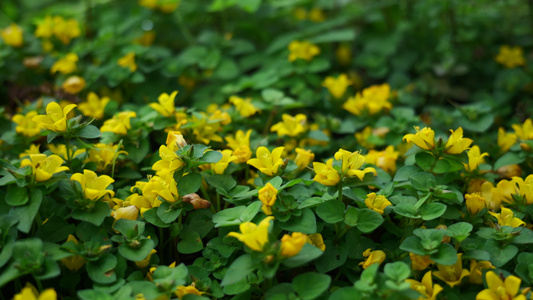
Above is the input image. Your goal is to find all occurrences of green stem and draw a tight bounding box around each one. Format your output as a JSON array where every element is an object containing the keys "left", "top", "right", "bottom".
[
  {"left": 111, "top": 139, "right": 124, "bottom": 178},
  {"left": 65, "top": 136, "right": 73, "bottom": 166},
  {"left": 216, "top": 193, "right": 221, "bottom": 212},
  {"left": 337, "top": 182, "right": 343, "bottom": 202},
  {"left": 263, "top": 107, "right": 277, "bottom": 136},
  {"left": 33, "top": 276, "right": 43, "bottom": 291},
  {"left": 174, "top": 12, "right": 195, "bottom": 45}
]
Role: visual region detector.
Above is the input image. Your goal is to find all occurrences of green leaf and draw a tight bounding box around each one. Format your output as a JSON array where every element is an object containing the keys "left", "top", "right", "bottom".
[
  {"left": 432, "top": 159, "right": 450, "bottom": 173},
  {"left": 177, "top": 230, "right": 204, "bottom": 254},
  {"left": 157, "top": 202, "right": 182, "bottom": 224},
  {"left": 356, "top": 209, "right": 384, "bottom": 233},
  {"left": 512, "top": 228, "right": 533, "bottom": 244},
  {"left": 6, "top": 185, "right": 28, "bottom": 206},
  {"left": 429, "top": 243, "right": 457, "bottom": 265},
  {"left": 316, "top": 200, "right": 345, "bottom": 224},
  {"left": 240, "top": 201, "right": 262, "bottom": 222},
  {"left": 344, "top": 206, "right": 358, "bottom": 227},
  {"left": 177, "top": 173, "right": 202, "bottom": 195},
  {"left": 261, "top": 89, "right": 284, "bottom": 102},
  {"left": 393, "top": 165, "right": 420, "bottom": 182},
  {"left": 200, "top": 151, "right": 223, "bottom": 164},
  {"left": 487, "top": 240, "right": 518, "bottom": 267},
  {"left": 72, "top": 202, "right": 111, "bottom": 226},
  {"left": 10, "top": 188, "right": 42, "bottom": 233},
  {"left": 206, "top": 174, "right": 237, "bottom": 193},
  {"left": 282, "top": 243, "right": 323, "bottom": 268},
  {"left": 384, "top": 261, "right": 411, "bottom": 281},
  {"left": 308, "top": 29, "right": 356, "bottom": 44},
  {"left": 399, "top": 236, "right": 426, "bottom": 256},
  {"left": 394, "top": 203, "right": 420, "bottom": 219},
  {"left": 87, "top": 253, "right": 117, "bottom": 284},
  {"left": 143, "top": 208, "right": 170, "bottom": 228},
  {"left": 298, "top": 197, "right": 324, "bottom": 209},
  {"left": 446, "top": 222, "right": 473, "bottom": 242},
  {"left": 118, "top": 239, "right": 155, "bottom": 261},
  {"left": 47, "top": 132, "right": 60, "bottom": 143},
  {"left": 329, "top": 287, "right": 361, "bottom": 300},
  {"left": 237, "top": 0, "right": 262, "bottom": 13},
  {"left": 420, "top": 203, "right": 447, "bottom": 221},
  {"left": 415, "top": 152, "right": 435, "bottom": 171},
  {"left": 279, "top": 208, "right": 316, "bottom": 234},
  {"left": 494, "top": 152, "right": 524, "bottom": 170},
  {"left": 213, "top": 206, "right": 246, "bottom": 227},
  {"left": 315, "top": 240, "right": 347, "bottom": 273},
  {"left": 36, "top": 216, "right": 75, "bottom": 242},
  {"left": 77, "top": 125, "right": 101, "bottom": 139},
  {"left": 292, "top": 272, "right": 331, "bottom": 300},
  {"left": 113, "top": 219, "right": 145, "bottom": 239},
  {"left": 78, "top": 289, "right": 114, "bottom": 300},
  {"left": 221, "top": 254, "right": 255, "bottom": 286}
]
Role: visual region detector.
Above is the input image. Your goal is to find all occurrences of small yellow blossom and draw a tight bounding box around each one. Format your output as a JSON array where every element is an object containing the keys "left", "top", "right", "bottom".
[
  {"left": 229, "top": 96, "right": 260, "bottom": 117},
  {"left": 101, "top": 111, "right": 136, "bottom": 135},
  {"left": 336, "top": 44, "right": 351, "bottom": 66},
  {"left": 62, "top": 76, "right": 86, "bottom": 94},
  {"left": 166, "top": 130, "right": 187, "bottom": 151},
  {"left": 495, "top": 45, "right": 525, "bottom": 68},
  {"left": 476, "top": 271, "right": 526, "bottom": 300},
  {"left": 294, "top": 148, "right": 314, "bottom": 170},
  {"left": 322, "top": 74, "right": 351, "bottom": 98},
  {"left": 258, "top": 183, "right": 278, "bottom": 215},
  {"left": 226, "top": 129, "right": 252, "bottom": 163},
  {"left": 308, "top": 8, "right": 326, "bottom": 22},
  {"left": 118, "top": 52, "right": 137, "bottom": 72},
  {"left": 13, "top": 283, "right": 57, "bottom": 300},
  {"left": 1, "top": 24, "right": 23, "bottom": 47},
  {"left": 247, "top": 146, "right": 285, "bottom": 176},
  {"left": 343, "top": 84, "right": 391, "bottom": 115},
  {"left": 270, "top": 114, "right": 307, "bottom": 137},
  {"left": 13, "top": 111, "right": 41, "bottom": 137},
  {"left": 280, "top": 232, "right": 307, "bottom": 257},
  {"left": 445, "top": 127, "right": 473, "bottom": 154},
  {"left": 469, "top": 260, "right": 494, "bottom": 285},
  {"left": 78, "top": 92, "right": 110, "bottom": 119},
  {"left": 489, "top": 207, "right": 526, "bottom": 228},
  {"left": 365, "top": 146, "right": 399, "bottom": 174},
  {"left": 403, "top": 127, "right": 435, "bottom": 150},
  {"left": 52, "top": 16, "right": 80, "bottom": 44},
  {"left": 334, "top": 149, "right": 376, "bottom": 180},
  {"left": 71, "top": 169, "right": 115, "bottom": 201},
  {"left": 433, "top": 253, "right": 470, "bottom": 287},
  {"left": 410, "top": 253, "right": 434, "bottom": 271},
  {"left": 135, "top": 31, "right": 156, "bottom": 46},
  {"left": 227, "top": 216, "right": 274, "bottom": 251},
  {"left": 406, "top": 271, "right": 443, "bottom": 300},
  {"left": 465, "top": 193, "right": 487, "bottom": 215},
  {"left": 306, "top": 233, "right": 326, "bottom": 251},
  {"left": 364, "top": 193, "right": 391, "bottom": 215},
  {"left": 32, "top": 102, "right": 77, "bottom": 132},
  {"left": 498, "top": 127, "right": 517, "bottom": 152},
  {"left": 359, "top": 248, "right": 386, "bottom": 269},
  {"left": 34, "top": 16, "right": 54, "bottom": 38},
  {"left": 135, "top": 249, "right": 156, "bottom": 269},
  {"left": 175, "top": 283, "right": 204, "bottom": 300},
  {"left": 51, "top": 53, "right": 78, "bottom": 74},
  {"left": 190, "top": 113, "right": 223, "bottom": 144},
  {"left": 19, "top": 144, "right": 41, "bottom": 159},
  {"left": 88, "top": 143, "right": 127, "bottom": 172},
  {"left": 288, "top": 40, "right": 320, "bottom": 62},
  {"left": 152, "top": 145, "right": 184, "bottom": 175},
  {"left": 20, "top": 154, "right": 69, "bottom": 182},
  {"left": 313, "top": 158, "right": 340, "bottom": 186},
  {"left": 61, "top": 234, "right": 85, "bottom": 271},
  {"left": 143, "top": 172, "right": 179, "bottom": 203},
  {"left": 512, "top": 118, "right": 533, "bottom": 141},
  {"left": 149, "top": 91, "right": 178, "bottom": 117},
  {"left": 464, "top": 145, "right": 489, "bottom": 172},
  {"left": 211, "top": 150, "right": 237, "bottom": 174},
  {"left": 113, "top": 205, "right": 139, "bottom": 221},
  {"left": 48, "top": 144, "right": 85, "bottom": 160}
]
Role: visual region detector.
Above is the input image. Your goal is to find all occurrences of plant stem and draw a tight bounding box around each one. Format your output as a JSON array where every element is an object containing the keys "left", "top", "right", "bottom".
[{"left": 111, "top": 139, "right": 124, "bottom": 178}]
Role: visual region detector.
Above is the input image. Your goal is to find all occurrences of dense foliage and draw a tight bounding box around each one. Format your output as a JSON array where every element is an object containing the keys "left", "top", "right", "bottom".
[{"left": 1, "top": 0, "right": 533, "bottom": 299}]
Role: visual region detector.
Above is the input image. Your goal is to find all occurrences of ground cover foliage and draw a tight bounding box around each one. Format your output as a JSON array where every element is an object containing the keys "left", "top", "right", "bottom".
[{"left": 1, "top": 0, "right": 533, "bottom": 299}]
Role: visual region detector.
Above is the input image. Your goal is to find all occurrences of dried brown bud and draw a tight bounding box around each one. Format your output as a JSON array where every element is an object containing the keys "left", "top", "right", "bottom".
[
  {"left": 182, "top": 193, "right": 211, "bottom": 209},
  {"left": 23, "top": 56, "right": 43, "bottom": 68},
  {"left": 496, "top": 164, "right": 522, "bottom": 179}
]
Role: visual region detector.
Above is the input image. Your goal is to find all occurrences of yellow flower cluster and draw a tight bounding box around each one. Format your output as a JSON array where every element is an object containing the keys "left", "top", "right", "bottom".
[
  {"left": 343, "top": 84, "right": 391, "bottom": 116},
  {"left": 288, "top": 40, "right": 320, "bottom": 62},
  {"left": 495, "top": 45, "right": 525, "bottom": 68},
  {"left": 35, "top": 16, "right": 81, "bottom": 45},
  {"left": 1, "top": 24, "right": 24, "bottom": 47}
]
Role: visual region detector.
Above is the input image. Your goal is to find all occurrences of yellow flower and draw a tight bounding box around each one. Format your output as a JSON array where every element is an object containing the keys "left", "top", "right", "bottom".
[
  {"left": 322, "top": 74, "right": 351, "bottom": 98},
  {"left": 139, "top": 0, "right": 157, "bottom": 9},
  {"left": 21, "top": 154, "right": 69, "bottom": 182},
  {"left": 226, "top": 129, "right": 252, "bottom": 163},
  {"left": 79, "top": 92, "right": 110, "bottom": 120},
  {"left": 229, "top": 96, "right": 260, "bottom": 117},
  {"left": 61, "top": 234, "right": 85, "bottom": 271},
  {"left": 34, "top": 16, "right": 54, "bottom": 38},
  {"left": 87, "top": 143, "right": 127, "bottom": 172},
  {"left": 190, "top": 113, "right": 223, "bottom": 144},
  {"left": 280, "top": 232, "right": 307, "bottom": 257},
  {"left": 270, "top": 114, "right": 307, "bottom": 137},
  {"left": 334, "top": 149, "right": 376, "bottom": 180},
  {"left": 52, "top": 16, "right": 80, "bottom": 44},
  {"left": 175, "top": 283, "right": 204, "bottom": 300},
  {"left": 288, "top": 40, "right": 320, "bottom": 62},
  {"left": 406, "top": 271, "right": 443, "bottom": 300},
  {"left": 152, "top": 145, "right": 184, "bottom": 175},
  {"left": 113, "top": 205, "right": 139, "bottom": 221},
  {"left": 336, "top": 44, "right": 351, "bottom": 66},
  {"left": 1, "top": 24, "right": 23, "bottom": 47},
  {"left": 365, "top": 145, "right": 399, "bottom": 174},
  {"left": 211, "top": 150, "right": 237, "bottom": 174},
  {"left": 135, "top": 249, "right": 156, "bottom": 268},
  {"left": 469, "top": 260, "right": 494, "bottom": 285},
  {"left": 13, "top": 111, "right": 41, "bottom": 137},
  {"left": 313, "top": 158, "right": 340, "bottom": 186},
  {"left": 71, "top": 169, "right": 115, "bottom": 201},
  {"left": 159, "top": 1, "right": 180, "bottom": 13},
  {"left": 48, "top": 144, "right": 85, "bottom": 160},
  {"left": 247, "top": 146, "right": 285, "bottom": 176},
  {"left": 32, "top": 102, "right": 77, "bottom": 132},
  {"left": 308, "top": 8, "right": 326, "bottom": 22},
  {"left": 512, "top": 118, "right": 533, "bottom": 141},
  {"left": 403, "top": 127, "right": 436, "bottom": 150},
  {"left": 343, "top": 84, "right": 391, "bottom": 115},
  {"left": 259, "top": 183, "right": 278, "bottom": 215},
  {"left": 144, "top": 172, "right": 179, "bottom": 203},
  {"left": 166, "top": 130, "right": 187, "bottom": 151},
  {"left": 498, "top": 127, "right": 517, "bottom": 152},
  {"left": 118, "top": 52, "right": 137, "bottom": 72},
  {"left": 294, "top": 148, "right": 314, "bottom": 170},
  {"left": 306, "top": 233, "right": 326, "bottom": 251},
  {"left": 495, "top": 45, "right": 525, "bottom": 68},
  {"left": 62, "top": 76, "right": 86, "bottom": 94},
  {"left": 227, "top": 216, "right": 274, "bottom": 251},
  {"left": 464, "top": 145, "right": 489, "bottom": 172},
  {"left": 19, "top": 144, "right": 41, "bottom": 159},
  {"left": 364, "top": 193, "right": 391, "bottom": 215},
  {"left": 445, "top": 127, "right": 473, "bottom": 154},
  {"left": 13, "top": 283, "right": 57, "bottom": 300},
  {"left": 465, "top": 193, "right": 487, "bottom": 215},
  {"left": 293, "top": 8, "right": 307, "bottom": 20},
  {"left": 489, "top": 207, "right": 526, "bottom": 228},
  {"left": 433, "top": 253, "right": 470, "bottom": 287},
  {"left": 149, "top": 91, "right": 178, "bottom": 117},
  {"left": 476, "top": 271, "right": 526, "bottom": 300},
  {"left": 101, "top": 111, "right": 136, "bottom": 135},
  {"left": 359, "top": 248, "right": 386, "bottom": 269},
  {"left": 51, "top": 53, "right": 78, "bottom": 74},
  {"left": 410, "top": 253, "right": 434, "bottom": 271},
  {"left": 210, "top": 108, "right": 231, "bottom": 125}
]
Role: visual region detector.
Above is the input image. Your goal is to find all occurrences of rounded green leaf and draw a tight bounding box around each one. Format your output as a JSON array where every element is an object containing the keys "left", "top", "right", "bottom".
[{"left": 292, "top": 272, "right": 331, "bottom": 300}]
